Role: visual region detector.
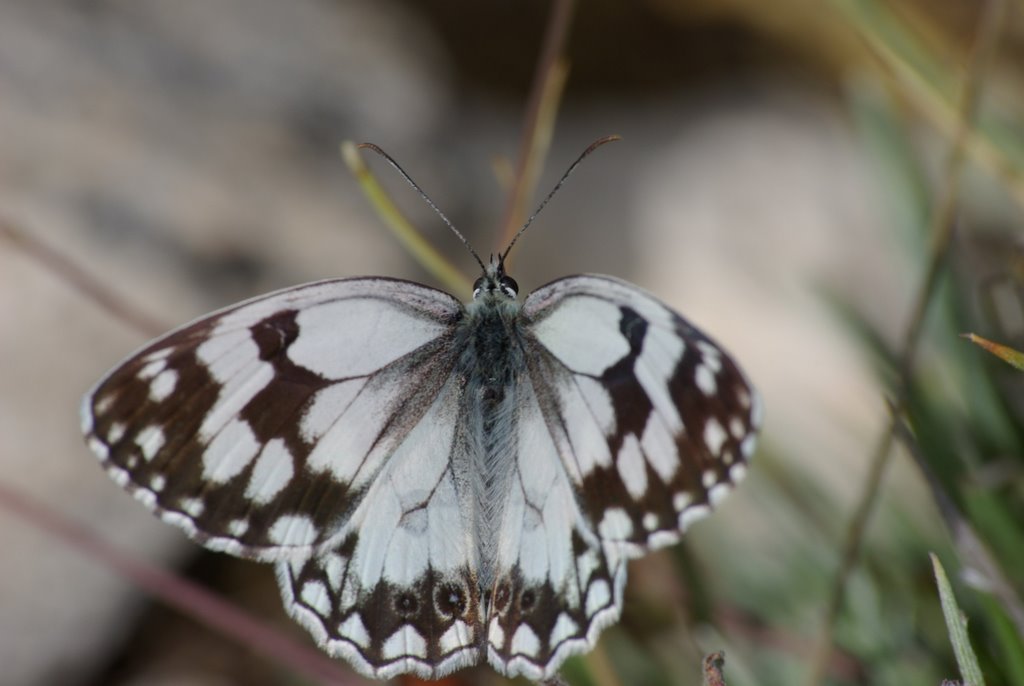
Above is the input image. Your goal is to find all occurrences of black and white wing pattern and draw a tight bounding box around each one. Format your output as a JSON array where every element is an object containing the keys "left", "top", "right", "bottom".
[
  {"left": 82, "top": 266, "right": 760, "bottom": 682},
  {"left": 82, "top": 278, "right": 488, "bottom": 678},
  {"left": 482, "top": 275, "right": 760, "bottom": 679}
]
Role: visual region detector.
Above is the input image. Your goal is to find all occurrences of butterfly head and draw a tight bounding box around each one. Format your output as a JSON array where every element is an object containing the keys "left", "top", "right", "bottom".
[{"left": 473, "top": 256, "right": 519, "bottom": 301}]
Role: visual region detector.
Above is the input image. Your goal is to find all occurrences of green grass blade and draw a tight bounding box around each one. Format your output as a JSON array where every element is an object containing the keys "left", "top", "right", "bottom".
[
  {"left": 962, "top": 332, "right": 1024, "bottom": 371},
  {"left": 932, "top": 553, "right": 987, "bottom": 686}
]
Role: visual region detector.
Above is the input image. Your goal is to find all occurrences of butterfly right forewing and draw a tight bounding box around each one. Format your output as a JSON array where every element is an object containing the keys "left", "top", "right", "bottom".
[{"left": 523, "top": 275, "right": 760, "bottom": 551}]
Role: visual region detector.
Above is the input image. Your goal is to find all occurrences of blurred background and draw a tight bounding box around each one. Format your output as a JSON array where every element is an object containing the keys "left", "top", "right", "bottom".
[{"left": 2, "top": 1, "right": 1023, "bottom": 685}]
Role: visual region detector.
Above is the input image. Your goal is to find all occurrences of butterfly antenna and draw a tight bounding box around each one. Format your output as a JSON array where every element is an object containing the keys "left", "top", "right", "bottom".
[
  {"left": 357, "top": 142, "right": 486, "bottom": 272},
  {"left": 500, "top": 134, "right": 621, "bottom": 263}
]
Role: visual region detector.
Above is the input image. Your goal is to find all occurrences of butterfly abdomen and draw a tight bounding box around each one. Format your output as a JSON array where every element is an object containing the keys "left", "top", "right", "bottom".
[{"left": 456, "top": 299, "right": 528, "bottom": 588}]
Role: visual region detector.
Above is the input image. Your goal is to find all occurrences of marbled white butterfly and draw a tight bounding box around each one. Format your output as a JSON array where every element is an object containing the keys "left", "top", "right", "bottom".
[{"left": 81, "top": 141, "right": 761, "bottom": 681}]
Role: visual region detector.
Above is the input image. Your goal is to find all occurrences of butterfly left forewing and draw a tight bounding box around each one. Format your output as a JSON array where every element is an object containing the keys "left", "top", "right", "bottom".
[{"left": 81, "top": 278, "right": 464, "bottom": 559}]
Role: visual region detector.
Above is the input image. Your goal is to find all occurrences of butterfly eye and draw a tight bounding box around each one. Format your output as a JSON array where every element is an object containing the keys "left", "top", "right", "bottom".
[
  {"left": 500, "top": 275, "right": 519, "bottom": 298},
  {"left": 472, "top": 276, "right": 486, "bottom": 298}
]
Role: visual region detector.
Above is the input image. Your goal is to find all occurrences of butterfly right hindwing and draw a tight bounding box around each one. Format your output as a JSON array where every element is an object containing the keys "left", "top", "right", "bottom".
[{"left": 482, "top": 366, "right": 627, "bottom": 680}]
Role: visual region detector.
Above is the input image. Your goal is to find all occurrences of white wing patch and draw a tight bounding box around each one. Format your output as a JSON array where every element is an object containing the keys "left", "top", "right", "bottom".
[
  {"left": 290, "top": 298, "right": 448, "bottom": 378},
  {"left": 531, "top": 295, "right": 629, "bottom": 375},
  {"left": 635, "top": 323, "right": 686, "bottom": 431},
  {"left": 245, "top": 438, "right": 294, "bottom": 504},
  {"left": 300, "top": 379, "right": 366, "bottom": 442},
  {"left": 202, "top": 418, "right": 261, "bottom": 484}
]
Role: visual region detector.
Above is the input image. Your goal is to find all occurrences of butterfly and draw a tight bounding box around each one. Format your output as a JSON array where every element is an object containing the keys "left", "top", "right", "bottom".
[{"left": 81, "top": 140, "right": 761, "bottom": 681}]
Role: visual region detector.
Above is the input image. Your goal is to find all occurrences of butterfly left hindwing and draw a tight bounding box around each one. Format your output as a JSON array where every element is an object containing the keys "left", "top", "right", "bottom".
[{"left": 275, "top": 371, "right": 487, "bottom": 679}]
